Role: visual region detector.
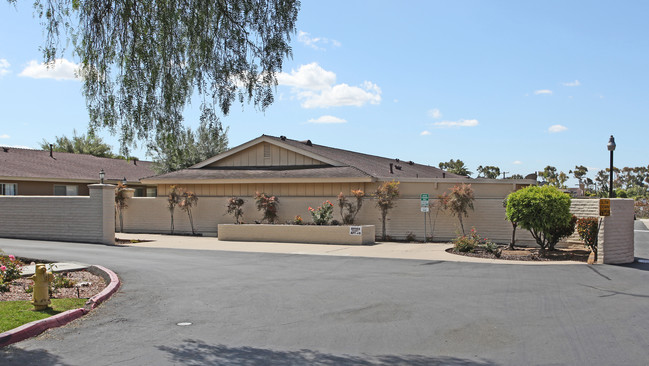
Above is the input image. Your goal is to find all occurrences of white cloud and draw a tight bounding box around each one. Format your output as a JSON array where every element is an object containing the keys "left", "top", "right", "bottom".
[
  {"left": 298, "top": 30, "right": 341, "bottom": 50},
  {"left": 277, "top": 63, "right": 336, "bottom": 91},
  {"left": 513, "top": 160, "right": 522, "bottom": 165},
  {"left": 393, "top": 99, "right": 398, "bottom": 103},
  {"left": 278, "top": 63, "right": 381, "bottom": 108},
  {"left": 562, "top": 80, "right": 580, "bottom": 87},
  {"left": 534, "top": 89, "right": 553, "bottom": 95},
  {"left": 548, "top": 124, "right": 567, "bottom": 133},
  {"left": 0, "top": 134, "right": 9, "bottom": 139},
  {"left": 307, "top": 115, "right": 347, "bottom": 124},
  {"left": 433, "top": 119, "right": 479, "bottom": 128},
  {"left": 420, "top": 130, "right": 431, "bottom": 136},
  {"left": 0, "top": 59, "right": 10, "bottom": 76},
  {"left": 427, "top": 108, "right": 442, "bottom": 119},
  {"left": 19, "top": 58, "right": 80, "bottom": 81}
]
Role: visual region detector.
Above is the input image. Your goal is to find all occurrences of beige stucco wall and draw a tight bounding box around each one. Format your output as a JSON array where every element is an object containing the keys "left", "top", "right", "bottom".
[
  {"left": 121, "top": 181, "right": 536, "bottom": 244},
  {"left": 0, "top": 184, "right": 115, "bottom": 244},
  {"left": 218, "top": 224, "right": 375, "bottom": 245}
]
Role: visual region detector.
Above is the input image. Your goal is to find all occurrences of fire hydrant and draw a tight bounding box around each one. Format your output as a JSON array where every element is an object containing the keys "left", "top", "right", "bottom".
[{"left": 30, "top": 264, "right": 54, "bottom": 310}]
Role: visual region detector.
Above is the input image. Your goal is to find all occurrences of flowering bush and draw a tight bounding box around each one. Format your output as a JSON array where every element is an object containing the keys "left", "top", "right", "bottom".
[
  {"left": 293, "top": 215, "right": 303, "bottom": 225},
  {"left": 577, "top": 217, "right": 600, "bottom": 261},
  {"left": 308, "top": 200, "right": 334, "bottom": 225},
  {"left": 0, "top": 251, "right": 23, "bottom": 293},
  {"left": 337, "top": 189, "right": 365, "bottom": 224},
  {"left": 255, "top": 192, "right": 279, "bottom": 223},
  {"left": 453, "top": 228, "right": 500, "bottom": 257},
  {"left": 226, "top": 197, "right": 245, "bottom": 224}
]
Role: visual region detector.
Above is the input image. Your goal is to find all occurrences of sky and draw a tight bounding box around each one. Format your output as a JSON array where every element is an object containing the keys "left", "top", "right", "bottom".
[{"left": 1, "top": 1, "right": 648, "bottom": 186}]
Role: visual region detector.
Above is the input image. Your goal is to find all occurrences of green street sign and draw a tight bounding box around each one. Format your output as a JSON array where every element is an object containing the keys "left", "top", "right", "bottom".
[{"left": 420, "top": 193, "right": 429, "bottom": 207}]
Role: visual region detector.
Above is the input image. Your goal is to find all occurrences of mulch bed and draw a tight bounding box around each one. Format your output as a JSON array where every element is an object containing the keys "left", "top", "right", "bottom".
[
  {"left": 0, "top": 270, "right": 107, "bottom": 302},
  {"left": 446, "top": 245, "right": 591, "bottom": 262}
]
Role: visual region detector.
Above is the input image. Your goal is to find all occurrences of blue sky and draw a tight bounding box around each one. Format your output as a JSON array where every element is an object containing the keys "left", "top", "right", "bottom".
[{"left": 1, "top": 1, "right": 647, "bottom": 185}]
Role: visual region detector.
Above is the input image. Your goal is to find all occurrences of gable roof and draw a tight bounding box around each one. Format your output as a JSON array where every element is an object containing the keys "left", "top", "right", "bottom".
[
  {"left": 144, "top": 135, "right": 466, "bottom": 183},
  {"left": 0, "top": 146, "right": 155, "bottom": 184}
]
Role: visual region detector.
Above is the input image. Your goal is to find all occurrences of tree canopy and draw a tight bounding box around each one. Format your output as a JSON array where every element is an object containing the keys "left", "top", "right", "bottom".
[
  {"left": 148, "top": 119, "right": 229, "bottom": 174},
  {"left": 40, "top": 130, "right": 115, "bottom": 158},
  {"left": 476, "top": 165, "right": 501, "bottom": 179},
  {"left": 439, "top": 159, "right": 472, "bottom": 176},
  {"left": 17, "top": 0, "right": 300, "bottom": 154}
]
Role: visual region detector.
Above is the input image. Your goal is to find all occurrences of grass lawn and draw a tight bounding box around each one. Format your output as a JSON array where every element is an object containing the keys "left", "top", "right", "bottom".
[{"left": 0, "top": 299, "right": 87, "bottom": 333}]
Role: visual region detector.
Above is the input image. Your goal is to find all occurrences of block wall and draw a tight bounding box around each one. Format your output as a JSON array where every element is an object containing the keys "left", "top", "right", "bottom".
[{"left": 0, "top": 184, "right": 115, "bottom": 244}]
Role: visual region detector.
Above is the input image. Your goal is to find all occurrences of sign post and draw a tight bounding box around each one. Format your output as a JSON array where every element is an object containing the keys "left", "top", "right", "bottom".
[{"left": 421, "top": 194, "right": 429, "bottom": 242}]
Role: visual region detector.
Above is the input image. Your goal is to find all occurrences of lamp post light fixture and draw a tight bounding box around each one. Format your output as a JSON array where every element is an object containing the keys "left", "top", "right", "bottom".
[
  {"left": 99, "top": 169, "right": 105, "bottom": 184},
  {"left": 122, "top": 177, "right": 127, "bottom": 186},
  {"left": 607, "top": 135, "right": 616, "bottom": 198}
]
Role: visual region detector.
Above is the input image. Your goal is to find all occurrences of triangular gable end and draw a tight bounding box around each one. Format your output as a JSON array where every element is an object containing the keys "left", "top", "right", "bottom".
[{"left": 192, "top": 135, "right": 344, "bottom": 169}]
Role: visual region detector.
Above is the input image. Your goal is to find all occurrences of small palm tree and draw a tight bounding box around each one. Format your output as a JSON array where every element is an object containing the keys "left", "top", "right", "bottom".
[{"left": 115, "top": 182, "right": 129, "bottom": 233}]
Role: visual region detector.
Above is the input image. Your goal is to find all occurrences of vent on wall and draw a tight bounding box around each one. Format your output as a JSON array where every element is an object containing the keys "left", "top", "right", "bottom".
[{"left": 264, "top": 143, "right": 271, "bottom": 158}]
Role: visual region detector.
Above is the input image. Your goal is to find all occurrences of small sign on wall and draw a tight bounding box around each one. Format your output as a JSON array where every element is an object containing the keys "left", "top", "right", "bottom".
[
  {"left": 599, "top": 199, "right": 611, "bottom": 216},
  {"left": 350, "top": 226, "right": 362, "bottom": 236}
]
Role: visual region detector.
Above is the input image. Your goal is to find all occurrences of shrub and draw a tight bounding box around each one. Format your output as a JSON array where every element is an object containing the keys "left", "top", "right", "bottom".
[
  {"left": 254, "top": 192, "right": 279, "bottom": 223},
  {"left": 577, "top": 217, "right": 600, "bottom": 261},
  {"left": 115, "top": 182, "right": 130, "bottom": 233},
  {"left": 308, "top": 200, "right": 334, "bottom": 225},
  {"left": 293, "top": 215, "right": 303, "bottom": 225},
  {"left": 226, "top": 197, "right": 245, "bottom": 224},
  {"left": 505, "top": 185, "right": 573, "bottom": 254},
  {"left": 0, "top": 252, "right": 22, "bottom": 293},
  {"left": 178, "top": 189, "right": 199, "bottom": 235},
  {"left": 443, "top": 184, "right": 475, "bottom": 235},
  {"left": 167, "top": 185, "right": 181, "bottom": 234},
  {"left": 547, "top": 214, "right": 577, "bottom": 251},
  {"left": 406, "top": 232, "right": 417, "bottom": 242},
  {"left": 453, "top": 235, "right": 477, "bottom": 252},
  {"left": 374, "top": 181, "right": 400, "bottom": 240},
  {"left": 337, "top": 189, "right": 365, "bottom": 224}
]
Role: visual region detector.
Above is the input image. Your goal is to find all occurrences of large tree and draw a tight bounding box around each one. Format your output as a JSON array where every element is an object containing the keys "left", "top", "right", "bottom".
[
  {"left": 40, "top": 130, "right": 115, "bottom": 158},
  {"left": 148, "top": 119, "right": 229, "bottom": 174},
  {"left": 439, "top": 159, "right": 472, "bottom": 176},
  {"left": 15, "top": 0, "right": 300, "bottom": 154},
  {"left": 476, "top": 165, "right": 501, "bottom": 179}
]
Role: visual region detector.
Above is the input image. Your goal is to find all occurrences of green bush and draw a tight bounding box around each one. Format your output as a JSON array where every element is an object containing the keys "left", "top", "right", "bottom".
[
  {"left": 453, "top": 235, "right": 477, "bottom": 252},
  {"left": 505, "top": 185, "right": 573, "bottom": 254},
  {"left": 308, "top": 200, "right": 334, "bottom": 225}
]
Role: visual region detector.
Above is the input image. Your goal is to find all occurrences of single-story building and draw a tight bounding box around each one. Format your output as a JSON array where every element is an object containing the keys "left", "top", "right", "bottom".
[
  {"left": 120, "top": 135, "right": 537, "bottom": 242},
  {"left": 0, "top": 145, "right": 157, "bottom": 196}
]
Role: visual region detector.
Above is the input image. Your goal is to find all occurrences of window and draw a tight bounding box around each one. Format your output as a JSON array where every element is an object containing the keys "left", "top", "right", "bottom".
[
  {"left": 146, "top": 187, "right": 158, "bottom": 197},
  {"left": 0, "top": 183, "right": 17, "bottom": 195},
  {"left": 54, "top": 185, "right": 78, "bottom": 196}
]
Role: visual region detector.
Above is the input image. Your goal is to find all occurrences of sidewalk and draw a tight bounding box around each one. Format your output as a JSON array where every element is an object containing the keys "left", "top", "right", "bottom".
[{"left": 116, "top": 233, "right": 583, "bottom": 265}]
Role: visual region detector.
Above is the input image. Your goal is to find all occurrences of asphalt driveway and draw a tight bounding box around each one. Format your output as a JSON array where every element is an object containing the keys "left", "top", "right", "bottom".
[{"left": 1, "top": 221, "right": 648, "bottom": 365}]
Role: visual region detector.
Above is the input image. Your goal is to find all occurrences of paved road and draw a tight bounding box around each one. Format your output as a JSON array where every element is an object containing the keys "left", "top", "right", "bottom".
[{"left": 1, "top": 222, "right": 648, "bottom": 366}]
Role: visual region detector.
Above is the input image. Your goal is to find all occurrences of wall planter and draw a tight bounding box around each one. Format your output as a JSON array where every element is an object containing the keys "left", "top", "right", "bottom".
[{"left": 218, "top": 224, "right": 375, "bottom": 245}]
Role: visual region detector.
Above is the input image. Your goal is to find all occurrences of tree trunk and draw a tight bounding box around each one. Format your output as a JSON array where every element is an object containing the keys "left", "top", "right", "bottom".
[
  {"left": 170, "top": 209, "right": 175, "bottom": 234},
  {"left": 188, "top": 210, "right": 195, "bottom": 235},
  {"left": 458, "top": 216, "right": 465, "bottom": 236},
  {"left": 509, "top": 222, "right": 517, "bottom": 250},
  {"left": 381, "top": 212, "right": 387, "bottom": 241},
  {"left": 119, "top": 209, "right": 124, "bottom": 233}
]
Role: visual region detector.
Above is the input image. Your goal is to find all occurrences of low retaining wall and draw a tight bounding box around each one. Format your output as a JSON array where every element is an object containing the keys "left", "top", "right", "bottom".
[
  {"left": 218, "top": 224, "right": 375, "bottom": 245},
  {"left": 0, "top": 184, "right": 115, "bottom": 245}
]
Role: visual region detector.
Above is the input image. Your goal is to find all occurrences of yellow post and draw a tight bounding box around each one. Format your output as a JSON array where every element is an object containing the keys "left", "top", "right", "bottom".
[{"left": 30, "top": 264, "right": 54, "bottom": 310}]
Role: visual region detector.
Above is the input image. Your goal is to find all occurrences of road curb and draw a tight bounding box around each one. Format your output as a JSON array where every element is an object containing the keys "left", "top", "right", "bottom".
[{"left": 0, "top": 265, "right": 120, "bottom": 348}]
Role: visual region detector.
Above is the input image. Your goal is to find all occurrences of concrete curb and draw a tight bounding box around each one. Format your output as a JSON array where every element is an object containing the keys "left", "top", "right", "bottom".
[{"left": 0, "top": 265, "right": 120, "bottom": 348}]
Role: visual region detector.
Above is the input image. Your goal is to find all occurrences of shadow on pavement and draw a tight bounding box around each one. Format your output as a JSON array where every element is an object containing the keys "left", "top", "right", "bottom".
[
  {"left": 0, "top": 346, "right": 71, "bottom": 366},
  {"left": 157, "top": 339, "right": 496, "bottom": 366},
  {"left": 617, "top": 258, "right": 649, "bottom": 272}
]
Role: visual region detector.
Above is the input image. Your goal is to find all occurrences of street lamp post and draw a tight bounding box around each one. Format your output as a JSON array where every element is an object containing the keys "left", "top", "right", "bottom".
[
  {"left": 99, "top": 169, "right": 105, "bottom": 184},
  {"left": 607, "top": 135, "right": 616, "bottom": 198}
]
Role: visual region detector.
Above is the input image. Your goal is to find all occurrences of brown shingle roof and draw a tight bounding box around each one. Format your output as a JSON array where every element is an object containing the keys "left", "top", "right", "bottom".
[
  {"left": 264, "top": 135, "right": 466, "bottom": 179},
  {"left": 0, "top": 146, "right": 155, "bottom": 183},
  {"left": 149, "top": 135, "right": 467, "bottom": 182},
  {"left": 148, "top": 166, "right": 369, "bottom": 181}
]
